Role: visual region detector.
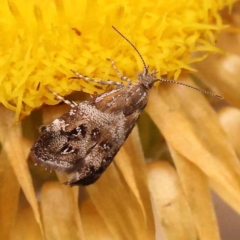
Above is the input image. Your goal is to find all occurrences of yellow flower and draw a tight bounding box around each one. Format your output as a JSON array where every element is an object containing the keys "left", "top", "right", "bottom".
[
  {"left": 1, "top": 0, "right": 240, "bottom": 240},
  {"left": 0, "top": 0, "right": 228, "bottom": 120}
]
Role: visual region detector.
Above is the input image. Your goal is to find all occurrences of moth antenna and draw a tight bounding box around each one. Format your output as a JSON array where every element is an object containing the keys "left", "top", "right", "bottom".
[
  {"left": 155, "top": 78, "right": 223, "bottom": 99},
  {"left": 112, "top": 26, "right": 148, "bottom": 75}
]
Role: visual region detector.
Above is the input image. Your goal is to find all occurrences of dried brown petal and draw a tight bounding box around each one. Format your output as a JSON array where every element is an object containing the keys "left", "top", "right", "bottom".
[
  {"left": 146, "top": 79, "right": 240, "bottom": 213},
  {"left": 218, "top": 106, "right": 240, "bottom": 157},
  {"left": 147, "top": 160, "right": 197, "bottom": 240},
  {"left": 0, "top": 105, "right": 43, "bottom": 235},
  {"left": 41, "top": 181, "right": 84, "bottom": 240}
]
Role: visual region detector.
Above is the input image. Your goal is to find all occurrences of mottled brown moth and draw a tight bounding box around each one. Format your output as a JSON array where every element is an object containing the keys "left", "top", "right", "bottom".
[{"left": 31, "top": 26, "right": 222, "bottom": 186}]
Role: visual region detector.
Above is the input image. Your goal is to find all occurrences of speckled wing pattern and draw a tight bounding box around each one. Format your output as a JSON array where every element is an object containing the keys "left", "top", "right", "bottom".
[{"left": 31, "top": 84, "right": 149, "bottom": 186}]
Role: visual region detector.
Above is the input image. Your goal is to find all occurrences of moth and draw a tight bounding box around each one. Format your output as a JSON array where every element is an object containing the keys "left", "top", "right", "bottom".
[{"left": 31, "top": 26, "right": 222, "bottom": 186}]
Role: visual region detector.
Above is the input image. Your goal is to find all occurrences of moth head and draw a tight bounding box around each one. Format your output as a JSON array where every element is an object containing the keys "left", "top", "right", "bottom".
[{"left": 138, "top": 69, "right": 158, "bottom": 89}]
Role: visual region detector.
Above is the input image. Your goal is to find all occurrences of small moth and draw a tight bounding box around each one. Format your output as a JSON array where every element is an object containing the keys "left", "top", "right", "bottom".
[{"left": 31, "top": 27, "right": 222, "bottom": 186}]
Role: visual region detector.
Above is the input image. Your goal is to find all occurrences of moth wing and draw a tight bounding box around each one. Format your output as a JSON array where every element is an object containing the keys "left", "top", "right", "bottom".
[{"left": 66, "top": 110, "right": 142, "bottom": 186}]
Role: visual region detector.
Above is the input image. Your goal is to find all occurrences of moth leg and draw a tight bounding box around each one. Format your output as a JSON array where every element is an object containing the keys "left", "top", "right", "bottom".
[
  {"left": 106, "top": 58, "right": 132, "bottom": 84},
  {"left": 46, "top": 87, "right": 77, "bottom": 108},
  {"left": 70, "top": 70, "right": 123, "bottom": 87}
]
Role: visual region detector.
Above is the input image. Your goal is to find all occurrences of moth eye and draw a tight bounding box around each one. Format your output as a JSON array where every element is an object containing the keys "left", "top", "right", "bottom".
[
  {"left": 68, "top": 124, "right": 87, "bottom": 137},
  {"left": 91, "top": 128, "right": 100, "bottom": 141},
  {"left": 100, "top": 141, "right": 112, "bottom": 151}
]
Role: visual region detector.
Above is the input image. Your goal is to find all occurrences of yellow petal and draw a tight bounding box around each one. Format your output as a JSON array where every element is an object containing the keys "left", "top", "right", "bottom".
[
  {"left": 0, "top": 105, "right": 43, "bottom": 235},
  {"left": 41, "top": 181, "right": 84, "bottom": 240},
  {"left": 168, "top": 145, "right": 221, "bottom": 240},
  {"left": 147, "top": 160, "right": 197, "bottom": 240},
  {"left": 146, "top": 77, "right": 240, "bottom": 213}
]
